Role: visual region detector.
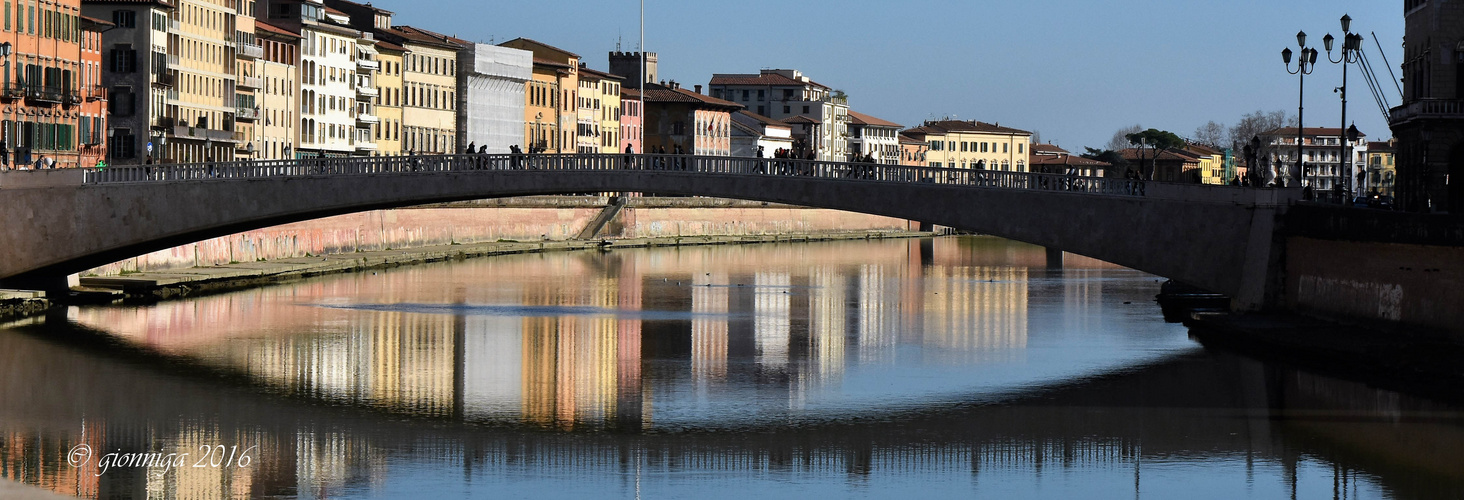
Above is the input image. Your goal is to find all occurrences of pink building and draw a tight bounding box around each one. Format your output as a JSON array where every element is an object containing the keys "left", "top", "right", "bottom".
[{"left": 620, "top": 88, "right": 643, "bottom": 154}]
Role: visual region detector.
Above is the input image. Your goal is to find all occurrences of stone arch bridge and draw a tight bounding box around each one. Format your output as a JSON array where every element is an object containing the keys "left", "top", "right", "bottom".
[{"left": 0, "top": 154, "right": 1297, "bottom": 308}]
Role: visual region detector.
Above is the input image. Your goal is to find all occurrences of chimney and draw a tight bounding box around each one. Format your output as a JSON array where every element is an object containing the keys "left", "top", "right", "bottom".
[{"left": 694, "top": 85, "right": 702, "bottom": 94}]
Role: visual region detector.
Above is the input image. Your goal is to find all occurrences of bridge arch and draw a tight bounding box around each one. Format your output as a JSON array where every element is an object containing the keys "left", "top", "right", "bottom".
[{"left": 0, "top": 154, "right": 1295, "bottom": 307}]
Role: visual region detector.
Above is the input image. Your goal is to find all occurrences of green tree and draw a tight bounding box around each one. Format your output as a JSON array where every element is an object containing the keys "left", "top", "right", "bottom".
[
  {"left": 1125, "top": 129, "right": 1184, "bottom": 180},
  {"left": 1082, "top": 147, "right": 1130, "bottom": 178}
]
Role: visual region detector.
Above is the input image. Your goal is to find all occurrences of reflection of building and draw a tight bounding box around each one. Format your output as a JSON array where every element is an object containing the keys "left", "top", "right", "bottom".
[
  {"left": 692, "top": 272, "right": 729, "bottom": 382},
  {"left": 923, "top": 265, "right": 1028, "bottom": 354},
  {"left": 753, "top": 272, "right": 791, "bottom": 368}
]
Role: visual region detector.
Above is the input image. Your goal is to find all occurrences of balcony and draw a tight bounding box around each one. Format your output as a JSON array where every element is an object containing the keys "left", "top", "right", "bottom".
[
  {"left": 166, "top": 54, "right": 181, "bottom": 69},
  {"left": 237, "top": 75, "right": 263, "bottom": 89},
  {"left": 237, "top": 42, "right": 263, "bottom": 59},
  {"left": 85, "top": 85, "right": 107, "bottom": 101},
  {"left": 26, "top": 86, "right": 63, "bottom": 104},
  {"left": 152, "top": 72, "right": 175, "bottom": 87},
  {"left": 235, "top": 106, "right": 259, "bottom": 120},
  {"left": 170, "top": 124, "right": 238, "bottom": 143},
  {"left": 0, "top": 84, "right": 22, "bottom": 100},
  {"left": 356, "top": 113, "right": 379, "bottom": 125},
  {"left": 356, "top": 59, "right": 379, "bottom": 72},
  {"left": 63, "top": 91, "right": 82, "bottom": 106},
  {"left": 355, "top": 85, "right": 378, "bottom": 98},
  {"left": 1389, "top": 98, "right": 1464, "bottom": 126},
  {"left": 167, "top": 19, "right": 180, "bottom": 32}
]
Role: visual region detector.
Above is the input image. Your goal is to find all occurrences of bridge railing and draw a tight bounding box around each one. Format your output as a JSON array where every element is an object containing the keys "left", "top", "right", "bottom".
[{"left": 82, "top": 153, "right": 1149, "bottom": 197}]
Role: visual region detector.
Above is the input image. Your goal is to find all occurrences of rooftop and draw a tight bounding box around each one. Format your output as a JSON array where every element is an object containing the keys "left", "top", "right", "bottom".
[
  {"left": 637, "top": 83, "right": 743, "bottom": 110},
  {"left": 1262, "top": 126, "right": 1368, "bottom": 138},
  {"left": 916, "top": 120, "right": 1033, "bottom": 136},
  {"left": 848, "top": 110, "right": 902, "bottom": 129},
  {"left": 708, "top": 72, "right": 831, "bottom": 89}
]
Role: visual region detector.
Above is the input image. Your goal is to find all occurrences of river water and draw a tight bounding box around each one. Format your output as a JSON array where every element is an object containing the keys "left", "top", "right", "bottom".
[{"left": 0, "top": 236, "right": 1460, "bottom": 499}]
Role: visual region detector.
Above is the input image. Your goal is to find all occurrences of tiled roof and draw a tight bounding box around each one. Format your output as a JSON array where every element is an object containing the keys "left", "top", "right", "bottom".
[
  {"left": 1366, "top": 141, "right": 1394, "bottom": 151},
  {"left": 498, "top": 37, "right": 579, "bottom": 58},
  {"left": 708, "top": 73, "right": 830, "bottom": 89},
  {"left": 734, "top": 110, "right": 789, "bottom": 128},
  {"left": 374, "top": 40, "right": 406, "bottom": 52},
  {"left": 638, "top": 83, "right": 743, "bottom": 110},
  {"left": 847, "top": 110, "right": 901, "bottom": 128},
  {"left": 578, "top": 67, "right": 625, "bottom": 81},
  {"left": 384, "top": 25, "right": 466, "bottom": 49},
  {"left": 1029, "top": 154, "right": 1110, "bottom": 167},
  {"left": 781, "top": 115, "right": 820, "bottom": 124},
  {"left": 256, "top": 21, "right": 300, "bottom": 38},
  {"left": 78, "top": 15, "right": 115, "bottom": 28},
  {"left": 920, "top": 120, "right": 1032, "bottom": 136},
  {"left": 532, "top": 57, "right": 572, "bottom": 69},
  {"left": 1262, "top": 126, "right": 1367, "bottom": 138},
  {"left": 898, "top": 133, "right": 927, "bottom": 145},
  {"left": 1184, "top": 143, "right": 1223, "bottom": 156},
  {"left": 1031, "top": 143, "right": 1068, "bottom": 155}
]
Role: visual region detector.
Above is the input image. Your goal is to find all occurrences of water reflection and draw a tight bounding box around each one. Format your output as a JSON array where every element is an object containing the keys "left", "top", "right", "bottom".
[{"left": 0, "top": 237, "right": 1460, "bottom": 499}]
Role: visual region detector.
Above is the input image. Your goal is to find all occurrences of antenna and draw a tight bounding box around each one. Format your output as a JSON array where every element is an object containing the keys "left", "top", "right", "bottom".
[{"left": 617, "top": 30, "right": 622, "bottom": 52}]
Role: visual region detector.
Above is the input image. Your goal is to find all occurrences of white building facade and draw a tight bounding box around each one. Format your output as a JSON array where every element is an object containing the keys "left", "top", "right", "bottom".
[
  {"left": 847, "top": 110, "right": 901, "bottom": 164},
  {"left": 455, "top": 43, "right": 530, "bottom": 154},
  {"left": 708, "top": 69, "right": 848, "bottom": 161},
  {"left": 1259, "top": 127, "right": 1368, "bottom": 193}
]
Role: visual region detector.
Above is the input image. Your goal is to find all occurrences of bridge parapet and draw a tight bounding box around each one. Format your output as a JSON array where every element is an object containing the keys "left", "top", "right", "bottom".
[{"left": 70, "top": 153, "right": 1157, "bottom": 199}]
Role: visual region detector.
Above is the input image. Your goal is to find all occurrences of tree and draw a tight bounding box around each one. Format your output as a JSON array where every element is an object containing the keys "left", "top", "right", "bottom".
[
  {"left": 1192, "top": 120, "right": 1227, "bottom": 147},
  {"left": 1227, "top": 110, "right": 1292, "bottom": 150},
  {"left": 1106, "top": 124, "right": 1142, "bottom": 151},
  {"left": 1082, "top": 147, "right": 1130, "bottom": 178},
  {"left": 1125, "top": 128, "right": 1185, "bottom": 180}
]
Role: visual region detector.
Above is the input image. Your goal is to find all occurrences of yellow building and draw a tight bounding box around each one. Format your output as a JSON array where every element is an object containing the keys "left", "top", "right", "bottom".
[
  {"left": 232, "top": 6, "right": 260, "bottom": 160},
  {"left": 500, "top": 38, "right": 579, "bottom": 154},
  {"left": 899, "top": 120, "right": 1032, "bottom": 171},
  {"left": 1366, "top": 139, "right": 1397, "bottom": 197},
  {"left": 578, "top": 67, "right": 623, "bottom": 153},
  {"left": 255, "top": 21, "right": 298, "bottom": 160},
  {"left": 383, "top": 25, "right": 460, "bottom": 154},
  {"left": 373, "top": 41, "right": 404, "bottom": 155}
]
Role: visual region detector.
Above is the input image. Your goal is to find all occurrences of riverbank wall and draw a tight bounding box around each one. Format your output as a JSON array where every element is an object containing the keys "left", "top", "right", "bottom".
[
  {"left": 85, "top": 196, "right": 917, "bottom": 277},
  {"left": 1281, "top": 204, "right": 1464, "bottom": 338}
]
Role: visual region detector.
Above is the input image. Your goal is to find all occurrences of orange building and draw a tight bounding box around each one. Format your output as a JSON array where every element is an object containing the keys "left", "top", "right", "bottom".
[{"left": 1, "top": 0, "right": 105, "bottom": 169}]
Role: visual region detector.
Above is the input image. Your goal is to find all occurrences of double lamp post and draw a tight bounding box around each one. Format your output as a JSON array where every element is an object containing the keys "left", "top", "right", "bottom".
[{"left": 1281, "top": 14, "right": 1365, "bottom": 200}]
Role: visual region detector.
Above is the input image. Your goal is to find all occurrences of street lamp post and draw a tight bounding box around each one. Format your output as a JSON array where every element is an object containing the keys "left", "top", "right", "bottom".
[
  {"left": 1282, "top": 32, "right": 1318, "bottom": 190},
  {"left": 1324, "top": 15, "right": 1364, "bottom": 201}
]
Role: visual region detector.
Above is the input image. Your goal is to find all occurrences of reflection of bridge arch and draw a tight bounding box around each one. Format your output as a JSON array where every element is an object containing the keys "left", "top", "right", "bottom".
[
  {"left": 3, "top": 322, "right": 1458, "bottom": 499},
  {"left": 0, "top": 154, "right": 1296, "bottom": 307}
]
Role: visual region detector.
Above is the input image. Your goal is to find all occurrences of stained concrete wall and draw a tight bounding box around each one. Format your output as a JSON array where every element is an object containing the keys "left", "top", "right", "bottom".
[
  {"left": 1283, "top": 205, "right": 1464, "bottom": 335},
  {"left": 84, "top": 201, "right": 912, "bottom": 276},
  {"left": 1287, "top": 237, "right": 1464, "bottom": 335}
]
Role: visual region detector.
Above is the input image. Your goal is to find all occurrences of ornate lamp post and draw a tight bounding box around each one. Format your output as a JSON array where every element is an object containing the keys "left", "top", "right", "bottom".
[
  {"left": 1324, "top": 15, "right": 1364, "bottom": 202},
  {"left": 1282, "top": 32, "right": 1318, "bottom": 189}
]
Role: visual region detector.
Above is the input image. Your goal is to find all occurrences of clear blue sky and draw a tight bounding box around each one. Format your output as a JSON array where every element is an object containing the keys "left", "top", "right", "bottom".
[{"left": 382, "top": 0, "right": 1403, "bottom": 150}]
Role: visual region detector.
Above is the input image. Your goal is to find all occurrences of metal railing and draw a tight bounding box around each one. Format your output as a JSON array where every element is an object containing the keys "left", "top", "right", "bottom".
[
  {"left": 81, "top": 153, "right": 1150, "bottom": 197},
  {"left": 1389, "top": 98, "right": 1464, "bottom": 124}
]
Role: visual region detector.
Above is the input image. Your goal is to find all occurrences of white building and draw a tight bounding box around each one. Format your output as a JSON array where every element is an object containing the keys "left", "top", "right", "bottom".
[
  {"left": 1259, "top": 126, "right": 1368, "bottom": 193},
  {"left": 730, "top": 111, "right": 792, "bottom": 157},
  {"left": 708, "top": 69, "right": 849, "bottom": 161},
  {"left": 847, "top": 110, "right": 902, "bottom": 164},
  {"left": 455, "top": 43, "right": 531, "bottom": 154},
  {"left": 295, "top": 6, "right": 362, "bottom": 157}
]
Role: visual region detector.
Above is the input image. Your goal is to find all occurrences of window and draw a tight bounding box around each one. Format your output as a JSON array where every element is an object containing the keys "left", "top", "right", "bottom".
[
  {"left": 1003, "top": 143, "right": 1008, "bottom": 153},
  {"left": 802, "top": 105, "right": 809, "bottom": 114},
  {"left": 109, "top": 45, "right": 136, "bottom": 73},
  {"left": 111, "top": 9, "right": 134, "bottom": 28},
  {"left": 4, "top": 1, "right": 9, "bottom": 31},
  {"left": 757, "top": 89, "right": 764, "bottom": 100},
  {"left": 741, "top": 89, "right": 748, "bottom": 101}
]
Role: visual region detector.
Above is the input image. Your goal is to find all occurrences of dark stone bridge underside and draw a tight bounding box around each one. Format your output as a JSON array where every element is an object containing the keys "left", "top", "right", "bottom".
[{"left": 0, "top": 165, "right": 1298, "bottom": 308}]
